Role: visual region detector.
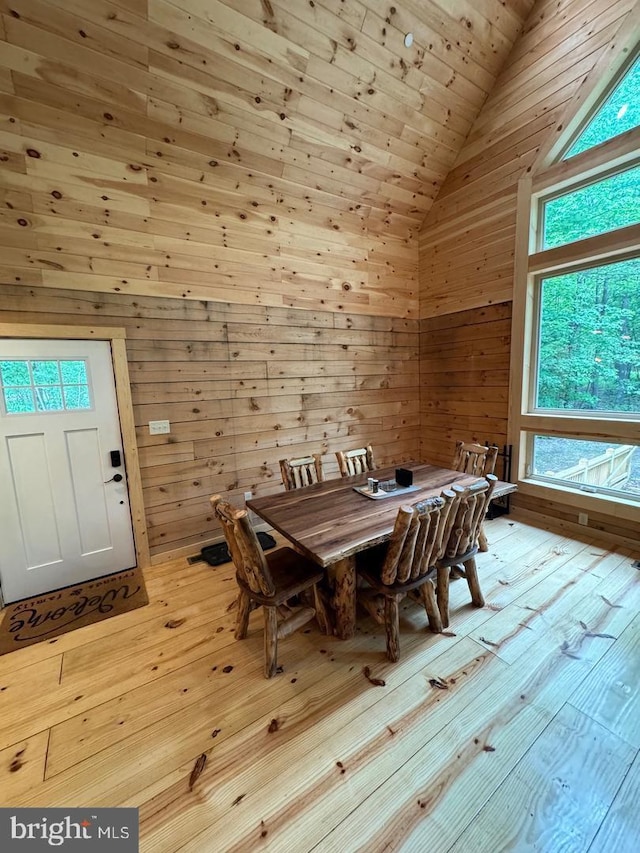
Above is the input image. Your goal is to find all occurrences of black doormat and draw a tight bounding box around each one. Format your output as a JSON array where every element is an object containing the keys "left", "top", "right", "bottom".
[{"left": 200, "top": 531, "right": 277, "bottom": 566}]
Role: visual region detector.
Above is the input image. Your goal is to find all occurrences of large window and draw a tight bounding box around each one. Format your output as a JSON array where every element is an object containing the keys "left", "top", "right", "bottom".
[
  {"left": 541, "top": 165, "right": 640, "bottom": 249},
  {"left": 535, "top": 258, "right": 640, "bottom": 414},
  {"left": 515, "top": 50, "right": 640, "bottom": 510}
]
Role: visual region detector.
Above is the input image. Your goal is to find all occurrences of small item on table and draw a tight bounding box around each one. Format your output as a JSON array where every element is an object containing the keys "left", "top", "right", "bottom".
[
  {"left": 395, "top": 468, "right": 413, "bottom": 487},
  {"left": 379, "top": 479, "right": 397, "bottom": 492},
  {"left": 367, "top": 478, "right": 379, "bottom": 493}
]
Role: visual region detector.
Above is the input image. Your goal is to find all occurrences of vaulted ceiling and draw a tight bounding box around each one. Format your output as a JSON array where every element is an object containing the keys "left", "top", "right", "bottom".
[
  {"left": 0, "top": 0, "right": 537, "bottom": 315},
  {"left": 1, "top": 0, "right": 536, "bottom": 238},
  {"left": 132, "top": 0, "right": 536, "bottom": 235}
]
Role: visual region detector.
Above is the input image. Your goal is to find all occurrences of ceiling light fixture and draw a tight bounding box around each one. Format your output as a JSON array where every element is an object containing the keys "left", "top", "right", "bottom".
[{"left": 404, "top": 32, "right": 413, "bottom": 48}]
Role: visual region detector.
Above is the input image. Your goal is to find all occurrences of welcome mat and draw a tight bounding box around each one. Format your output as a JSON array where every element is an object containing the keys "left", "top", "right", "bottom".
[{"left": 0, "top": 567, "right": 148, "bottom": 656}]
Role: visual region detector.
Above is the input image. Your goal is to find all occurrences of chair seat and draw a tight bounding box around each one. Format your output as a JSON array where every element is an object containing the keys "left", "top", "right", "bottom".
[
  {"left": 236, "top": 546, "right": 324, "bottom": 606},
  {"left": 359, "top": 566, "right": 437, "bottom": 597}
]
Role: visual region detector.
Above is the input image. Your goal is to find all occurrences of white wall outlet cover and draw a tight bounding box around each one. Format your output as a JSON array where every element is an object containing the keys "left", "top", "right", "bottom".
[{"left": 149, "top": 420, "right": 170, "bottom": 434}]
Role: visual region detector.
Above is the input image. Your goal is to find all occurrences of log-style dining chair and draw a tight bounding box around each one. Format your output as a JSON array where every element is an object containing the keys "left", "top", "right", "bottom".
[
  {"left": 436, "top": 474, "right": 497, "bottom": 629},
  {"left": 452, "top": 441, "right": 498, "bottom": 551},
  {"left": 356, "top": 489, "right": 461, "bottom": 661},
  {"left": 279, "top": 454, "right": 324, "bottom": 490},
  {"left": 452, "top": 441, "right": 499, "bottom": 476},
  {"left": 335, "top": 445, "right": 375, "bottom": 477},
  {"left": 211, "top": 495, "right": 328, "bottom": 678}
]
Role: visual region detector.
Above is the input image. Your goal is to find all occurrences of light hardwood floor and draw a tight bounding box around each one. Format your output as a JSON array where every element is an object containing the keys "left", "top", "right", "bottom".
[{"left": 1, "top": 515, "right": 639, "bottom": 852}]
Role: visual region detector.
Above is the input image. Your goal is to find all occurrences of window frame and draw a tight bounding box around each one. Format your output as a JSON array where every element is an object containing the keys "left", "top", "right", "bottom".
[
  {"left": 510, "top": 126, "right": 640, "bottom": 522},
  {"left": 560, "top": 52, "right": 640, "bottom": 161}
]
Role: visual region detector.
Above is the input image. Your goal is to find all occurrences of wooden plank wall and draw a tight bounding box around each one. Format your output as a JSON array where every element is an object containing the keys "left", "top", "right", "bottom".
[
  {"left": 418, "top": 0, "right": 636, "bottom": 533},
  {"left": 420, "top": 302, "right": 511, "bottom": 468},
  {"left": 0, "top": 0, "right": 439, "bottom": 319},
  {"left": 0, "top": 284, "right": 419, "bottom": 558},
  {"left": 419, "top": 0, "right": 634, "bottom": 319}
]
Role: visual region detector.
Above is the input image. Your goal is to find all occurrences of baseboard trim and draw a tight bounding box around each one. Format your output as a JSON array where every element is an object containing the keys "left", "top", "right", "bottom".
[{"left": 512, "top": 507, "right": 640, "bottom": 552}]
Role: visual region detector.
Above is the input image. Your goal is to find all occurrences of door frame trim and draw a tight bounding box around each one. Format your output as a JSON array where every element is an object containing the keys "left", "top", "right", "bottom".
[{"left": 0, "top": 323, "right": 150, "bottom": 570}]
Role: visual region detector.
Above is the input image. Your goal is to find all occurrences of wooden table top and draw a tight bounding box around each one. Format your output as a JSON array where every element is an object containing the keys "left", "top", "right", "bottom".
[{"left": 247, "top": 462, "right": 517, "bottom": 568}]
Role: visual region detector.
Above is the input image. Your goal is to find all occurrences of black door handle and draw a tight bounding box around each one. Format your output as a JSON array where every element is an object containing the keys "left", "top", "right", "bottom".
[{"left": 104, "top": 473, "right": 124, "bottom": 484}]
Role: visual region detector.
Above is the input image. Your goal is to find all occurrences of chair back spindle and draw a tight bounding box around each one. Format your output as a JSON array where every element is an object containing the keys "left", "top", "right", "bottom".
[
  {"left": 210, "top": 495, "right": 275, "bottom": 597},
  {"left": 380, "top": 490, "right": 459, "bottom": 586},
  {"left": 444, "top": 475, "right": 497, "bottom": 559},
  {"left": 280, "top": 454, "right": 324, "bottom": 490},
  {"left": 452, "top": 441, "right": 498, "bottom": 477},
  {"left": 335, "top": 445, "right": 375, "bottom": 477}
]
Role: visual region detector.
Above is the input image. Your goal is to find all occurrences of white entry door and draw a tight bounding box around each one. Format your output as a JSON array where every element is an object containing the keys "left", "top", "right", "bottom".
[{"left": 0, "top": 339, "right": 136, "bottom": 603}]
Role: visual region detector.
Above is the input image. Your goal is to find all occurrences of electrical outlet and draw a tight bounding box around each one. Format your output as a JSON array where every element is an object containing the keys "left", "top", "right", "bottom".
[
  {"left": 149, "top": 420, "right": 170, "bottom": 435},
  {"left": 578, "top": 512, "right": 588, "bottom": 525},
  {"left": 244, "top": 491, "right": 252, "bottom": 501}
]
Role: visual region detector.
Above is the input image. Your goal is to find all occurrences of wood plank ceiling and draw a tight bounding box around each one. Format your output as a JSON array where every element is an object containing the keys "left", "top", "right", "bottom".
[{"left": 0, "top": 0, "right": 535, "bottom": 316}]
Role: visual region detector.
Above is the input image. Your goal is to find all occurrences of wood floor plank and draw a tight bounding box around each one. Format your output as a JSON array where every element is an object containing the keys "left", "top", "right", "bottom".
[
  {"left": 467, "top": 547, "right": 635, "bottom": 666},
  {"left": 0, "top": 731, "right": 49, "bottom": 802},
  {"left": 149, "top": 637, "right": 507, "bottom": 852},
  {"left": 0, "top": 611, "right": 235, "bottom": 751},
  {"left": 310, "top": 627, "right": 632, "bottom": 853},
  {"left": 0, "top": 518, "right": 636, "bottom": 853},
  {"left": 589, "top": 750, "right": 640, "bottom": 853},
  {"left": 448, "top": 704, "right": 636, "bottom": 853},
  {"left": 569, "top": 614, "right": 640, "bottom": 749}
]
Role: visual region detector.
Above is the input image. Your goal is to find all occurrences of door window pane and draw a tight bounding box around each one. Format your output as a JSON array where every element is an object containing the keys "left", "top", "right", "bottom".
[
  {"left": 31, "top": 360, "right": 61, "bottom": 385},
  {"left": 34, "top": 386, "right": 64, "bottom": 412},
  {"left": 530, "top": 435, "right": 640, "bottom": 499},
  {"left": 1, "top": 358, "right": 92, "bottom": 414},
  {"left": 63, "top": 385, "right": 91, "bottom": 410},
  {"left": 541, "top": 165, "right": 640, "bottom": 250},
  {"left": 60, "top": 360, "right": 87, "bottom": 384},
  {"left": 3, "top": 387, "right": 35, "bottom": 413},
  {"left": 536, "top": 258, "right": 640, "bottom": 413},
  {"left": 0, "top": 360, "right": 30, "bottom": 386}
]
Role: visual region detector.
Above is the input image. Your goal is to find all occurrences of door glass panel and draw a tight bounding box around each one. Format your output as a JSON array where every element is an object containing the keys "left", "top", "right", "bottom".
[
  {"left": 35, "top": 386, "right": 64, "bottom": 412},
  {"left": 1, "top": 358, "right": 92, "bottom": 414},
  {"left": 63, "top": 385, "right": 91, "bottom": 409},
  {"left": 1, "top": 360, "right": 30, "bottom": 386},
  {"left": 32, "top": 360, "right": 61, "bottom": 385},
  {"left": 60, "top": 360, "right": 88, "bottom": 384},
  {"left": 3, "top": 387, "right": 36, "bottom": 413}
]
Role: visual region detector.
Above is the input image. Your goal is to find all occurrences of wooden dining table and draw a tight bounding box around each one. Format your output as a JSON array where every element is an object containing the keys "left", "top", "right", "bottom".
[{"left": 247, "top": 462, "right": 517, "bottom": 639}]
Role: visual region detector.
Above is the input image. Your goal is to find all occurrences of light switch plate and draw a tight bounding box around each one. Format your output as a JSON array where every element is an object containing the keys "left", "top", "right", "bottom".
[{"left": 149, "top": 420, "right": 170, "bottom": 435}]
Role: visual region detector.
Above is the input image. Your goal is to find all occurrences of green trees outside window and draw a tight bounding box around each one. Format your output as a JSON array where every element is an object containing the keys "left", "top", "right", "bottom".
[{"left": 536, "top": 258, "right": 640, "bottom": 413}]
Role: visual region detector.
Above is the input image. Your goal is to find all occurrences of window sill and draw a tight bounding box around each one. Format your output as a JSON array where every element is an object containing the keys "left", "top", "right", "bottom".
[{"left": 516, "top": 477, "right": 640, "bottom": 522}]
